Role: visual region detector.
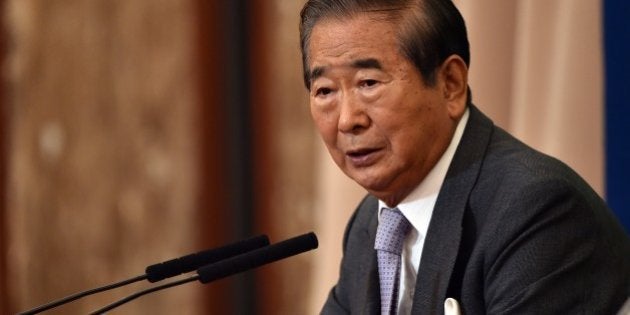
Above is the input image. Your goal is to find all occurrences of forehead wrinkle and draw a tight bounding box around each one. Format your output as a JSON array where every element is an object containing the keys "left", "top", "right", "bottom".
[
  {"left": 308, "top": 17, "right": 396, "bottom": 86},
  {"left": 321, "top": 40, "right": 351, "bottom": 57},
  {"left": 307, "top": 36, "right": 351, "bottom": 83}
]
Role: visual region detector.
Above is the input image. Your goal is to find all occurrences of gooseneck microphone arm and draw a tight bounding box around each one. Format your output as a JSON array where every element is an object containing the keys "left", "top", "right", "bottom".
[
  {"left": 20, "top": 274, "right": 148, "bottom": 315},
  {"left": 90, "top": 232, "right": 318, "bottom": 315},
  {"left": 19, "top": 234, "right": 270, "bottom": 315},
  {"left": 90, "top": 275, "right": 201, "bottom": 315}
]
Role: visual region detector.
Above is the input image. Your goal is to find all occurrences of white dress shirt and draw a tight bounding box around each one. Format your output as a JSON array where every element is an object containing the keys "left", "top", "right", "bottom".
[{"left": 377, "top": 108, "right": 469, "bottom": 314}]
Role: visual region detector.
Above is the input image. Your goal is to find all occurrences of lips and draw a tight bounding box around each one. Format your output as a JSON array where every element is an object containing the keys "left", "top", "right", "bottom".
[{"left": 345, "top": 147, "right": 382, "bottom": 167}]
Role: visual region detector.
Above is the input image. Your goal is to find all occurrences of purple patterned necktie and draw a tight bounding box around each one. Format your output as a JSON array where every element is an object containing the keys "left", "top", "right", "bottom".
[{"left": 375, "top": 207, "right": 411, "bottom": 315}]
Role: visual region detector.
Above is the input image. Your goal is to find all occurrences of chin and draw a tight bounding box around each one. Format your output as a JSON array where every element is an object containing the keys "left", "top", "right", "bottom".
[{"left": 351, "top": 173, "right": 390, "bottom": 194}]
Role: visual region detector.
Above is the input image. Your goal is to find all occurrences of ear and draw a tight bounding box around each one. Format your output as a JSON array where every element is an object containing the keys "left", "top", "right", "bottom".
[{"left": 438, "top": 55, "right": 468, "bottom": 120}]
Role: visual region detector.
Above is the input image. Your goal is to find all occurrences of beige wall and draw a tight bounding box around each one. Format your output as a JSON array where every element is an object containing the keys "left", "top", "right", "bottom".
[
  {"left": 250, "top": 1, "right": 318, "bottom": 314},
  {"left": 458, "top": 0, "right": 604, "bottom": 193},
  {"left": 4, "top": 1, "right": 201, "bottom": 313}
]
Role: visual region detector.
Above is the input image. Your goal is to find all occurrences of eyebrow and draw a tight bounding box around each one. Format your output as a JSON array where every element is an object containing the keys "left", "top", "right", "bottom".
[
  {"left": 352, "top": 58, "right": 382, "bottom": 70},
  {"left": 309, "top": 58, "right": 383, "bottom": 82}
]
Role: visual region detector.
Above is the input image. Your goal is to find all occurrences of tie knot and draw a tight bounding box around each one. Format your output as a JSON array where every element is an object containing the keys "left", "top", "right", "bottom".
[{"left": 374, "top": 208, "right": 410, "bottom": 254}]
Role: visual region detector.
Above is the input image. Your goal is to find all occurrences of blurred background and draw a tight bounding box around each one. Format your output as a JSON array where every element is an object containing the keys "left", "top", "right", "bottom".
[{"left": 0, "top": 0, "right": 627, "bottom": 314}]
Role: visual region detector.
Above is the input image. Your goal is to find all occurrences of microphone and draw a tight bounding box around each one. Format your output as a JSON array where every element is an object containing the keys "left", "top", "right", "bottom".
[
  {"left": 90, "top": 232, "right": 318, "bottom": 314},
  {"left": 20, "top": 234, "right": 270, "bottom": 315},
  {"left": 145, "top": 234, "right": 269, "bottom": 282},
  {"left": 198, "top": 231, "right": 318, "bottom": 283}
]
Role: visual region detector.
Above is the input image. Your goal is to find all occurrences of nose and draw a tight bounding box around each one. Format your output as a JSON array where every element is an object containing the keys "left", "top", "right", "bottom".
[{"left": 338, "top": 94, "right": 370, "bottom": 134}]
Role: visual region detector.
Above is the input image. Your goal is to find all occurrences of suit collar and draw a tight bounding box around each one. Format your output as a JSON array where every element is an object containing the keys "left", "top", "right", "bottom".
[{"left": 411, "top": 105, "right": 494, "bottom": 314}]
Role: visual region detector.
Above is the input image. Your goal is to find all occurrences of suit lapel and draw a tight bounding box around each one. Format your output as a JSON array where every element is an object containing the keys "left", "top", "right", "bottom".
[
  {"left": 354, "top": 196, "right": 381, "bottom": 315},
  {"left": 411, "top": 105, "right": 494, "bottom": 314}
]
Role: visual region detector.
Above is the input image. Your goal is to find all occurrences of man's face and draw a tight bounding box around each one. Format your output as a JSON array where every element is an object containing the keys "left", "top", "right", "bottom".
[{"left": 307, "top": 14, "right": 461, "bottom": 206}]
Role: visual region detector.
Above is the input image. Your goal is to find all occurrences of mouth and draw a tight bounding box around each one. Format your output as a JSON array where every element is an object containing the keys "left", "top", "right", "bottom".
[{"left": 345, "top": 147, "right": 382, "bottom": 166}]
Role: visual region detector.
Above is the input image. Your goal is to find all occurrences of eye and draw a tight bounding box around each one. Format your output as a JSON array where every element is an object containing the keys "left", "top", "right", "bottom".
[
  {"left": 315, "top": 87, "right": 333, "bottom": 97},
  {"left": 360, "top": 79, "right": 378, "bottom": 88}
]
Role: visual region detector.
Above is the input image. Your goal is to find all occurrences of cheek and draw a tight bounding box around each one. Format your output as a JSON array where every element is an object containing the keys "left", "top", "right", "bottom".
[
  {"left": 311, "top": 107, "right": 338, "bottom": 144},
  {"left": 385, "top": 113, "right": 436, "bottom": 157},
  {"left": 389, "top": 130, "right": 419, "bottom": 160}
]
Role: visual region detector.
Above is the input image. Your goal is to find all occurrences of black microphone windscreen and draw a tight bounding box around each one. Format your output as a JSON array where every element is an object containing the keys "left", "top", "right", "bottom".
[
  {"left": 145, "top": 234, "right": 270, "bottom": 282},
  {"left": 198, "top": 232, "right": 318, "bottom": 284}
]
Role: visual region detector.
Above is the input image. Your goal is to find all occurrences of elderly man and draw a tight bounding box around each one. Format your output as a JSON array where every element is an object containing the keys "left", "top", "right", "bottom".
[{"left": 299, "top": 0, "right": 630, "bottom": 314}]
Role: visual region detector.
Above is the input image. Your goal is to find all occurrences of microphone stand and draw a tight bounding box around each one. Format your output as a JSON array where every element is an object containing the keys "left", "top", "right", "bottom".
[
  {"left": 19, "top": 275, "right": 147, "bottom": 315},
  {"left": 18, "top": 234, "right": 269, "bottom": 314},
  {"left": 89, "top": 232, "right": 318, "bottom": 314},
  {"left": 90, "top": 275, "right": 199, "bottom": 315}
]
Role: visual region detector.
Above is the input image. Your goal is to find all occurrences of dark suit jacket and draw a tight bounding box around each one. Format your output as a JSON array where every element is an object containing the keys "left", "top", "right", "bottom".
[{"left": 322, "top": 105, "right": 630, "bottom": 314}]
